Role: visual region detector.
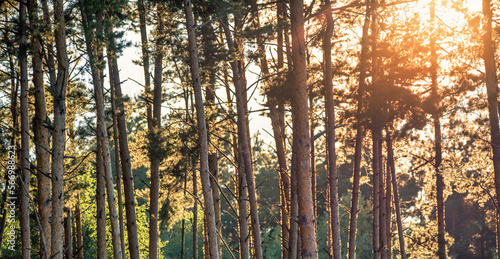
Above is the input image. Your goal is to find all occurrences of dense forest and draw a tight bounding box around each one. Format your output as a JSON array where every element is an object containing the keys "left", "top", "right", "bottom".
[{"left": 0, "top": 0, "right": 498, "bottom": 258}]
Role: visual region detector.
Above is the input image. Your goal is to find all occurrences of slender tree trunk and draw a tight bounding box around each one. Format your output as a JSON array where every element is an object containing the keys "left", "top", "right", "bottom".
[
  {"left": 96, "top": 140, "right": 107, "bottom": 258},
  {"left": 379, "top": 137, "right": 387, "bottom": 259},
  {"left": 194, "top": 166, "right": 199, "bottom": 259},
  {"left": 372, "top": 130, "right": 381, "bottom": 259},
  {"left": 75, "top": 196, "right": 84, "bottom": 259},
  {"left": 323, "top": 1, "right": 341, "bottom": 257},
  {"left": 51, "top": 0, "right": 69, "bottom": 255},
  {"left": 289, "top": 129, "right": 299, "bottom": 259},
  {"left": 371, "top": 1, "right": 381, "bottom": 257},
  {"left": 184, "top": 0, "right": 220, "bottom": 257},
  {"left": 138, "top": 0, "right": 152, "bottom": 130},
  {"left": 430, "top": 1, "right": 446, "bottom": 258},
  {"left": 386, "top": 131, "right": 406, "bottom": 259},
  {"left": 19, "top": 0, "right": 30, "bottom": 256},
  {"left": 310, "top": 97, "right": 317, "bottom": 221},
  {"left": 290, "top": 0, "right": 318, "bottom": 256},
  {"left": 80, "top": 5, "right": 123, "bottom": 256},
  {"left": 385, "top": 139, "right": 392, "bottom": 259},
  {"left": 28, "top": 0, "right": 51, "bottom": 257},
  {"left": 64, "top": 208, "right": 73, "bottom": 259},
  {"left": 223, "top": 73, "right": 250, "bottom": 259},
  {"left": 110, "top": 47, "right": 126, "bottom": 259},
  {"left": 221, "top": 17, "right": 263, "bottom": 259},
  {"left": 149, "top": 4, "right": 165, "bottom": 258},
  {"left": 110, "top": 20, "right": 142, "bottom": 259},
  {"left": 275, "top": 1, "right": 290, "bottom": 257}
]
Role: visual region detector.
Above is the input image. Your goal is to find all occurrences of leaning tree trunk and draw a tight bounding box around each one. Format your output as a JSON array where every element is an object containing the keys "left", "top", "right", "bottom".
[
  {"left": 290, "top": 0, "right": 318, "bottom": 256},
  {"left": 221, "top": 15, "right": 263, "bottom": 259},
  {"left": 28, "top": 0, "right": 51, "bottom": 257},
  {"left": 386, "top": 131, "right": 406, "bottom": 259},
  {"left": 80, "top": 4, "right": 123, "bottom": 256},
  {"left": 184, "top": 0, "right": 220, "bottom": 257},
  {"left": 430, "top": 1, "right": 446, "bottom": 258},
  {"left": 323, "top": 0, "right": 341, "bottom": 257},
  {"left": 19, "top": 0, "right": 30, "bottom": 257},
  {"left": 51, "top": 0, "right": 69, "bottom": 255}
]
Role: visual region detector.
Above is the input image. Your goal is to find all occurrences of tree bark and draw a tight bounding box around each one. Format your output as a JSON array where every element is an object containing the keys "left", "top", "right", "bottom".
[
  {"left": 290, "top": 0, "right": 318, "bottom": 256},
  {"left": 64, "top": 208, "right": 73, "bottom": 259},
  {"left": 138, "top": 0, "right": 153, "bottom": 130},
  {"left": 184, "top": 0, "right": 220, "bottom": 257},
  {"left": 386, "top": 132, "right": 406, "bottom": 259},
  {"left": 28, "top": 0, "right": 51, "bottom": 257},
  {"left": 110, "top": 46, "right": 126, "bottom": 259},
  {"left": 149, "top": 4, "right": 165, "bottom": 258},
  {"left": 75, "top": 196, "right": 84, "bottom": 259},
  {"left": 80, "top": 5, "right": 123, "bottom": 256},
  {"left": 221, "top": 16, "right": 263, "bottom": 259},
  {"left": 431, "top": 1, "right": 446, "bottom": 258},
  {"left": 96, "top": 140, "right": 107, "bottom": 259},
  {"left": 323, "top": 1, "right": 341, "bottom": 257},
  {"left": 51, "top": 0, "right": 69, "bottom": 255},
  {"left": 19, "top": 0, "right": 30, "bottom": 257}
]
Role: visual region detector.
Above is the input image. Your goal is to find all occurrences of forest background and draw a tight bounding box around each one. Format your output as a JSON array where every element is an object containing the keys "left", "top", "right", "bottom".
[{"left": 0, "top": 0, "right": 498, "bottom": 258}]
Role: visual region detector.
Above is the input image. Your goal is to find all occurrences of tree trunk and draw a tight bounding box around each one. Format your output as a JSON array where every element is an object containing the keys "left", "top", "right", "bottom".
[
  {"left": 80, "top": 4, "right": 123, "bottom": 256},
  {"left": 184, "top": 0, "right": 220, "bottom": 257},
  {"left": 221, "top": 16, "right": 263, "bottom": 259},
  {"left": 290, "top": 0, "right": 318, "bottom": 256},
  {"left": 379, "top": 137, "right": 387, "bottom": 258},
  {"left": 289, "top": 130, "right": 299, "bottom": 259},
  {"left": 138, "top": 0, "right": 152, "bottom": 130},
  {"left": 149, "top": 4, "right": 165, "bottom": 258},
  {"left": 323, "top": 1, "right": 341, "bottom": 257},
  {"left": 51, "top": 0, "right": 69, "bottom": 255},
  {"left": 19, "top": 0, "right": 30, "bottom": 257},
  {"left": 96, "top": 140, "right": 107, "bottom": 258},
  {"left": 64, "top": 208, "right": 73, "bottom": 259},
  {"left": 28, "top": 0, "right": 51, "bottom": 257},
  {"left": 386, "top": 131, "right": 406, "bottom": 259},
  {"left": 110, "top": 46, "right": 126, "bottom": 259},
  {"left": 193, "top": 166, "right": 199, "bottom": 259},
  {"left": 75, "top": 196, "right": 84, "bottom": 259},
  {"left": 385, "top": 140, "right": 392, "bottom": 259},
  {"left": 372, "top": 131, "right": 381, "bottom": 259},
  {"left": 430, "top": 1, "right": 446, "bottom": 258}
]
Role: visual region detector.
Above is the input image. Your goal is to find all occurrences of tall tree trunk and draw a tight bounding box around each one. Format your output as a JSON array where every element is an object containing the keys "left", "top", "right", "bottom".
[
  {"left": 385, "top": 138, "right": 392, "bottom": 259},
  {"left": 96, "top": 140, "right": 107, "bottom": 258},
  {"left": 323, "top": 1, "right": 341, "bottom": 257},
  {"left": 75, "top": 196, "right": 84, "bottom": 259},
  {"left": 386, "top": 131, "right": 406, "bottom": 259},
  {"left": 51, "top": 0, "right": 69, "bottom": 255},
  {"left": 149, "top": 4, "right": 165, "bottom": 258},
  {"left": 290, "top": 0, "right": 318, "bottom": 256},
  {"left": 138, "top": 0, "right": 152, "bottom": 130},
  {"left": 221, "top": 16, "right": 263, "bottom": 259},
  {"left": 371, "top": 1, "right": 381, "bottom": 257},
  {"left": 431, "top": 1, "right": 446, "bottom": 258},
  {"left": 275, "top": 1, "right": 290, "bottom": 257},
  {"left": 110, "top": 47, "right": 126, "bottom": 259},
  {"left": 28, "top": 0, "right": 51, "bottom": 257},
  {"left": 80, "top": 5, "right": 123, "bottom": 256},
  {"left": 108, "top": 19, "right": 142, "bottom": 259},
  {"left": 379, "top": 137, "right": 387, "bottom": 259},
  {"left": 289, "top": 128, "right": 299, "bottom": 259},
  {"left": 223, "top": 73, "right": 250, "bottom": 259},
  {"left": 372, "top": 131, "right": 381, "bottom": 259},
  {"left": 19, "top": 0, "right": 30, "bottom": 257},
  {"left": 64, "top": 208, "right": 73, "bottom": 259},
  {"left": 193, "top": 165, "right": 199, "bottom": 259},
  {"left": 184, "top": 0, "right": 220, "bottom": 257}
]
